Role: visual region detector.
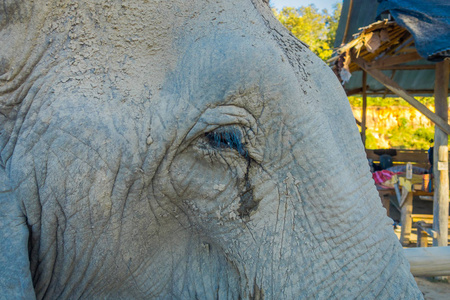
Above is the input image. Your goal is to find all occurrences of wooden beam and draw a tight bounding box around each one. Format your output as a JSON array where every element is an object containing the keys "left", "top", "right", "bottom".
[
  {"left": 362, "top": 90, "right": 447, "bottom": 95},
  {"left": 404, "top": 247, "right": 450, "bottom": 277},
  {"left": 382, "top": 70, "right": 396, "bottom": 99},
  {"left": 362, "top": 71, "right": 367, "bottom": 146},
  {"left": 433, "top": 60, "right": 450, "bottom": 247},
  {"left": 353, "top": 57, "right": 450, "bottom": 135},
  {"left": 365, "top": 149, "right": 428, "bottom": 163},
  {"left": 367, "top": 52, "right": 422, "bottom": 69},
  {"left": 342, "top": 0, "right": 354, "bottom": 44},
  {"left": 347, "top": 90, "right": 450, "bottom": 96},
  {"left": 377, "top": 64, "right": 435, "bottom": 70},
  {"left": 346, "top": 87, "right": 363, "bottom": 96}
]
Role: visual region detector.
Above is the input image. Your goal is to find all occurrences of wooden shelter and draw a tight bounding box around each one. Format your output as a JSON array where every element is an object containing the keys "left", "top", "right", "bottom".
[{"left": 331, "top": 0, "right": 450, "bottom": 247}]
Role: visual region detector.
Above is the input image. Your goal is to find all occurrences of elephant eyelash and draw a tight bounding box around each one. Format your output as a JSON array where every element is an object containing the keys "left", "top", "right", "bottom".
[{"left": 204, "top": 127, "right": 248, "bottom": 157}]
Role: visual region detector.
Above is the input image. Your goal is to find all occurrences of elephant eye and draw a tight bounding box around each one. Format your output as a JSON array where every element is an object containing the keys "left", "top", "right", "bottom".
[{"left": 205, "top": 128, "right": 248, "bottom": 157}]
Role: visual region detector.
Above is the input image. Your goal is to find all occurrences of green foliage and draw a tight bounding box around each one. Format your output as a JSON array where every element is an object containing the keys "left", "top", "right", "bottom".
[
  {"left": 273, "top": 3, "right": 342, "bottom": 61},
  {"left": 353, "top": 96, "right": 437, "bottom": 149},
  {"left": 325, "top": 3, "right": 341, "bottom": 53},
  {"left": 365, "top": 132, "right": 380, "bottom": 149},
  {"left": 364, "top": 127, "right": 434, "bottom": 150},
  {"left": 385, "top": 125, "right": 434, "bottom": 150}
]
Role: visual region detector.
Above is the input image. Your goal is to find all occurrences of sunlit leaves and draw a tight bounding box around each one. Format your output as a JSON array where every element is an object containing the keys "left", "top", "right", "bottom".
[{"left": 273, "top": 3, "right": 342, "bottom": 61}]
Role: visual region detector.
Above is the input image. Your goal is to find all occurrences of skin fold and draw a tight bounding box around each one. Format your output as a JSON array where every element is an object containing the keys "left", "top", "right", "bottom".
[{"left": 0, "top": 1, "right": 423, "bottom": 299}]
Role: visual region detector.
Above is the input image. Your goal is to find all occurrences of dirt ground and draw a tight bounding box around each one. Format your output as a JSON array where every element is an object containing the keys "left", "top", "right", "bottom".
[{"left": 415, "top": 277, "right": 450, "bottom": 300}]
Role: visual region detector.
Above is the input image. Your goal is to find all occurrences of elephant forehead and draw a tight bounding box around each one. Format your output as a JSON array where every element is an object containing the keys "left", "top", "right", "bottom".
[
  {"left": 158, "top": 33, "right": 308, "bottom": 134},
  {"left": 178, "top": 37, "right": 290, "bottom": 97}
]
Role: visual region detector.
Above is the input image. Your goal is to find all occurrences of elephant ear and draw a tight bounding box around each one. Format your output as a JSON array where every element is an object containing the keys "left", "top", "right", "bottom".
[{"left": 0, "top": 167, "right": 35, "bottom": 298}]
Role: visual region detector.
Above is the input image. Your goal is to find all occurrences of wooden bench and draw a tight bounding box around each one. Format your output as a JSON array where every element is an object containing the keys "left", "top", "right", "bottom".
[
  {"left": 412, "top": 214, "right": 450, "bottom": 223},
  {"left": 366, "top": 149, "right": 431, "bottom": 169},
  {"left": 367, "top": 149, "right": 450, "bottom": 246}
]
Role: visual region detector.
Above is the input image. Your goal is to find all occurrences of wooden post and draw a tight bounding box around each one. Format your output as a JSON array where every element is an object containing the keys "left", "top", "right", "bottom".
[
  {"left": 342, "top": 0, "right": 353, "bottom": 44},
  {"left": 362, "top": 71, "right": 367, "bottom": 146},
  {"left": 433, "top": 60, "right": 449, "bottom": 247},
  {"left": 418, "top": 230, "right": 429, "bottom": 248},
  {"left": 417, "top": 222, "right": 429, "bottom": 247},
  {"left": 400, "top": 192, "right": 413, "bottom": 246}
]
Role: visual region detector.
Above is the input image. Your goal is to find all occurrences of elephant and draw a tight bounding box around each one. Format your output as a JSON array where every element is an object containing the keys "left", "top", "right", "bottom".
[{"left": 0, "top": 0, "right": 423, "bottom": 299}]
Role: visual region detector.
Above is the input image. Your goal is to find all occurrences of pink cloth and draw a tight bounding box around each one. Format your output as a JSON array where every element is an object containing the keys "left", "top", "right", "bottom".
[{"left": 372, "top": 170, "right": 395, "bottom": 186}]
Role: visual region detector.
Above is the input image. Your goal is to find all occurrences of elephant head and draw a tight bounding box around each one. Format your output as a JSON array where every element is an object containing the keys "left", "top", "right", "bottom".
[{"left": 0, "top": 0, "right": 422, "bottom": 299}]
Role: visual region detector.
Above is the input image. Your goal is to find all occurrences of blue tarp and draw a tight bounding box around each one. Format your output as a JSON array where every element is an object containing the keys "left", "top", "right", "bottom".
[{"left": 377, "top": 0, "right": 450, "bottom": 61}]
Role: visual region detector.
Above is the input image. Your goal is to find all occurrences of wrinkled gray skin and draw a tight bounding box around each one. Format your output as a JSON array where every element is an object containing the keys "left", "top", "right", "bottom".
[{"left": 0, "top": 1, "right": 422, "bottom": 299}]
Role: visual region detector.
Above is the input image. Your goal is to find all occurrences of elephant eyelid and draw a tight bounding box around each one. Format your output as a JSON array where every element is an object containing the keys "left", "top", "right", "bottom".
[{"left": 205, "top": 128, "right": 248, "bottom": 157}]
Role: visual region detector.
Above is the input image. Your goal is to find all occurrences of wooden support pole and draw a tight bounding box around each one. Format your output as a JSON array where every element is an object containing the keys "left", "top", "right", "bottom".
[
  {"left": 362, "top": 71, "right": 367, "bottom": 146},
  {"left": 418, "top": 229, "right": 429, "bottom": 248},
  {"left": 416, "top": 221, "right": 430, "bottom": 247},
  {"left": 353, "top": 57, "right": 450, "bottom": 135},
  {"left": 400, "top": 191, "right": 413, "bottom": 246},
  {"left": 341, "top": 0, "right": 353, "bottom": 44},
  {"left": 433, "top": 60, "right": 450, "bottom": 247},
  {"left": 404, "top": 246, "right": 450, "bottom": 276}
]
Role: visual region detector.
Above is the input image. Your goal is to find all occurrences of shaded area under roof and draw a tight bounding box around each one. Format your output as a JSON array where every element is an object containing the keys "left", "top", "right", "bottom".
[
  {"left": 333, "top": 0, "right": 450, "bottom": 96},
  {"left": 334, "top": 0, "right": 379, "bottom": 48}
]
